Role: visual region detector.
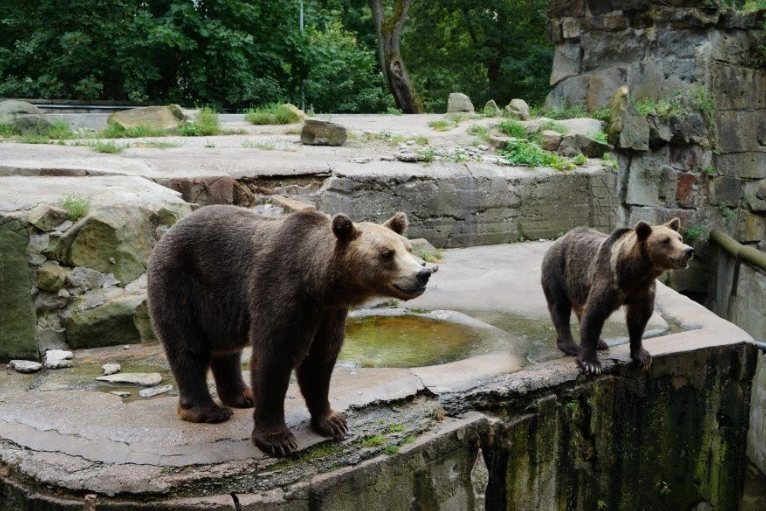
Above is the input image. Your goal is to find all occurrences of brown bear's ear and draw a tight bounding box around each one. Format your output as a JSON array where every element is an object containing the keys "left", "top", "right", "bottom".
[
  {"left": 634, "top": 220, "right": 652, "bottom": 240},
  {"left": 332, "top": 213, "right": 359, "bottom": 243},
  {"left": 383, "top": 212, "right": 408, "bottom": 235},
  {"left": 664, "top": 217, "right": 681, "bottom": 232}
]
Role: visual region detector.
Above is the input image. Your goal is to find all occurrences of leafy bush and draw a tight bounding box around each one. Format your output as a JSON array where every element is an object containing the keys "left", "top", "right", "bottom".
[
  {"left": 245, "top": 104, "right": 302, "bottom": 125},
  {"left": 499, "top": 140, "right": 574, "bottom": 171},
  {"left": 497, "top": 120, "right": 528, "bottom": 139}
]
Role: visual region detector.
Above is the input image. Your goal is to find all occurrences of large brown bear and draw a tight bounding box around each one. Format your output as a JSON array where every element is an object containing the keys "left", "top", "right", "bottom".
[
  {"left": 541, "top": 218, "right": 694, "bottom": 375},
  {"left": 147, "top": 205, "right": 431, "bottom": 456}
]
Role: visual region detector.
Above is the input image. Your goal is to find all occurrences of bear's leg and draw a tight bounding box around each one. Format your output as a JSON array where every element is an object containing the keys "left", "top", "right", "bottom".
[
  {"left": 297, "top": 310, "right": 348, "bottom": 440},
  {"left": 211, "top": 352, "right": 254, "bottom": 409},
  {"left": 543, "top": 278, "right": 579, "bottom": 356},
  {"left": 167, "top": 347, "right": 234, "bottom": 423},
  {"left": 574, "top": 308, "right": 608, "bottom": 351},
  {"left": 250, "top": 351, "right": 298, "bottom": 457},
  {"left": 577, "top": 290, "right": 618, "bottom": 375},
  {"left": 626, "top": 301, "right": 653, "bottom": 371}
]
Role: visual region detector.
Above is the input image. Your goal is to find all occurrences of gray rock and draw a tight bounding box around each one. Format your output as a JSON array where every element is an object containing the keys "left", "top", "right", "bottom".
[
  {"left": 102, "top": 363, "right": 121, "bottom": 376},
  {"left": 63, "top": 295, "right": 146, "bottom": 349},
  {"left": 0, "top": 100, "right": 50, "bottom": 134},
  {"left": 539, "top": 130, "right": 564, "bottom": 152},
  {"left": 36, "top": 262, "right": 69, "bottom": 292},
  {"left": 558, "top": 134, "right": 612, "bottom": 158},
  {"left": 47, "top": 205, "right": 154, "bottom": 285},
  {"left": 0, "top": 218, "right": 38, "bottom": 360},
  {"left": 504, "top": 99, "right": 531, "bottom": 121},
  {"left": 139, "top": 385, "right": 173, "bottom": 398},
  {"left": 45, "top": 349, "right": 74, "bottom": 369},
  {"left": 300, "top": 119, "right": 347, "bottom": 146},
  {"left": 483, "top": 100, "right": 502, "bottom": 115},
  {"left": 607, "top": 86, "right": 649, "bottom": 151},
  {"left": 29, "top": 204, "right": 69, "bottom": 232},
  {"left": 34, "top": 291, "right": 69, "bottom": 311},
  {"left": 65, "top": 267, "right": 105, "bottom": 294},
  {"left": 447, "top": 93, "right": 475, "bottom": 114},
  {"left": 10, "top": 360, "right": 43, "bottom": 373},
  {"left": 124, "top": 274, "right": 147, "bottom": 294},
  {"left": 488, "top": 134, "right": 514, "bottom": 150},
  {"left": 96, "top": 373, "right": 163, "bottom": 387},
  {"left": 37, "top": 327, "right": 68, "bottom": 355},
  {"left": 107, "top": 105, "right": 185, "bottom": 130},
  {"left": 110, "top": 391, "right": 131, "bottom": 398}
]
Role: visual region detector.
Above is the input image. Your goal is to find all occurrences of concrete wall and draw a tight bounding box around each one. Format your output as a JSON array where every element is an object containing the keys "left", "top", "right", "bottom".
[{"left": 708, "top": 243, "right": 766, "bottom": 477}]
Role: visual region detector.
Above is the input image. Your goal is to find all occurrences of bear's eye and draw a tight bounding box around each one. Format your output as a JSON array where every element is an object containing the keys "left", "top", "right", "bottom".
[
  {"left": 380, "top": 250, "right": 395, "bottom": 260},
  {"left": 662, "top": 238, "right": 671, "bottom": 245}
]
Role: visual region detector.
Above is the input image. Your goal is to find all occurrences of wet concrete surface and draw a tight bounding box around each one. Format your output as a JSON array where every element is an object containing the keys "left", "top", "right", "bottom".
[{"left": 0, "top": 242, "right": 754, "bottom": 506}]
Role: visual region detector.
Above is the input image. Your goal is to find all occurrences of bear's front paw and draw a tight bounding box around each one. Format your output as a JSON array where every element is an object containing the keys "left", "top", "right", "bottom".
[
  {"left": 631, "top": 348, "right": 652, "bottom": 371},
  {"left": 312, "top": 411, "right": 348, "bottom": 440},
  {"left": 252, "top": 427, "right": 298, "bottom": 457},
  {"left": 178, "top": 402, "right": 233, "bottom": 423},
  {"left": 557, "top": 338, "right": 580, "bottom": 356},
  {"left": 576, "top": 353, "right": 602, "bottom": 375}
]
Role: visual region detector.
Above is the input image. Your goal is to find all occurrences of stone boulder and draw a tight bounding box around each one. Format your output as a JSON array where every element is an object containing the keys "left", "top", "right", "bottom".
[
  {"left": 539, "top": 130, "right": 564, "bottom": 152},
  {"left": 107, "top": 105, "right": 185, "bottom": 130},
  {"left": 447, "top": 93, "right": 475, "bottom": 114},
  {"left": 283, "top": 103, "right": 309, "bottom": 121},
  {"left": 484, "top": 100, "right": 502, "bottom": 116},
  {"left": 0, "top": 100, "right": 50, "bottom": 134},
  {"left": 0, "top": 218, "right": 38, "bottom": 360},
  {"left": 63, "top": 295, "right": 149, "bottom": 348},
  {"left": 36, "top": 262, "right": 69, "bottom": 292},
  {"left": 558, "top": 134, "right": 612, "bottom": 158},
  {"left": 28, "top": 204, "right": 68, "bottom": 232},
  {"left": 607, "top": 86, "right": 649, "bottom": 151},
  {"left": 47, "top": 206, "right": 154, "bottom": 285},
  {"left": 504, "top": 99, "right": 531, "bottom": 121},
  {"left": 301, "top": 119, "right": 347, "bottom": 146}
]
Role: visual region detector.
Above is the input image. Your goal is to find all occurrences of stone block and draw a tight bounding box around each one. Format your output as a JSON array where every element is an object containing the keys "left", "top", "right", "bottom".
[
  {"left": 47, "top": 205, "right": 153, "bottom": 285},
  {"left": 586, "top": 67, "right": 628, "bottom": 110},
  {"left": 35, "top": 262, "right": 69, "bottom": 292},
  {"left": 0, "top": 100, "right": 50, "bottom": 135},
  {"left": 483, "top": 100, "right": 502, "bottom": 116},
  {"left": 550, "top": 42, "right": 583, "bottom": 86},
  {"left": 28, "top": 204, "right": 68, "bottom": 232},
  {"left": 675, "top": 173, "right": 700, "bottom": 209},
  {"left": 581, "top": 30, "right": 648, "bottom": 72},
  {"left": 63, "top": 295, "right": 146, "bottom": 349},
  {"left": 561, "top": 18, "right": 582, "bottom": 39},
  {"left": 544, "top": 75, "right": 589, "bottom": 110},
  {"left": 669, "top": 145, "right": 711, "bottom": 172},
  {"left": 587, "top": 0, "right": 614, "bottom": 16},
  {"left": 167, "top": 175, "right": 254, "bottom": 207},
  {"left": 540, "top": 130, "right": 564, "bottom": 152},
  {"left": 710, "top": 176, "right": 742, "bottom": 208},
  {"left": 504, "top": 99, "right": 531, "bottom": 120},
  {"left": 0, "top": 218, "right": 38, "bottom": 360},
  {"left": 668, "top": 258, "right": 707, "bottom": 294},
  {"left": 107, "top": 105, "right": 184, "bottom": 130},
  {"left": 607, "top": 86, "right": 650, "bottom": 151},
  {"left": 548, "top": 0, "right": 585, "bottom": 19},
  {"left": 547, "top": 19, "right": 563, "bottom": 43},
  {"left": 714, "top": 152, "right": 766, "bottom": 179},
  {"left": 625, "top": 149, "right": 670, "bottom": 206},
  {"left": 669, "top": 111, "right": 709, "bottom": 146},
  {"left": 736, "top": 211, "right": 766, "bottom": 242},
  {"left": 612, "top": 0, "right": 651, "bottom": 10},
  {"left": 301, "top": 119, "right": 348, "bottom": 146},
  {"left": 715, "top": 110, "right": 764, "bottom": 153},
  {"left": 629, "top": 59, "right": 701, "bottom": 101},
  {"left": 587, "top": 12, "right": 629, "bottom": 31},
  {"left": 744, "top": 180, "right": 766, "bottom": 212},
  {"left": 709, "top": 30, "right": 751, "bottom": 66},
  {"left": 650, "top": 29, "right": 708, "bottom": 60}
]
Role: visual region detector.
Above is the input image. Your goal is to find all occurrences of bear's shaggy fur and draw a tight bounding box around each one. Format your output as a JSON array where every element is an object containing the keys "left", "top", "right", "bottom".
[
  {"left": 147, "top": 205, "right": 431, "bottom": 456},
  {"left": 541, "top": 218, "right": 693, "bottom": 375}
]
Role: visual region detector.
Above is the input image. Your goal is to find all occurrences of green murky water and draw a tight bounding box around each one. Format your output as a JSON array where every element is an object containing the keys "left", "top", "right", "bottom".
[{"left": 339, "top": 315, "right": 489, "bottom": 368}]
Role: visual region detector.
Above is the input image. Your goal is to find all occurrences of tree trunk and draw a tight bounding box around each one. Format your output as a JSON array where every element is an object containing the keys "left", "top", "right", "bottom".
[{"left": 368, "top": 0, "right": 424, "bottom": 113}]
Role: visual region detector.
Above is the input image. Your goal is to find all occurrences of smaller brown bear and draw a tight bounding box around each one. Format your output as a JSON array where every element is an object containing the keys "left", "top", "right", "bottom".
[{"left": 541, "top": 218, "right": 694, "bottom": 375}]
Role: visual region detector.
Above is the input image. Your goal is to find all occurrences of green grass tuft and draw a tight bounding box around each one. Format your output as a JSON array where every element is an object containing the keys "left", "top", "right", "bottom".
[
  {"left": 58, "top": 194, "right": 91, "bottom": 220},
  {"left": 499, "top": 140, "right": 574, "bottom": 171},
  {"left": 497, "top": 119, "right": 528, "bottom": 139},
  {"left": 245, "top": 104, "right": 302, "bottom": 125}
]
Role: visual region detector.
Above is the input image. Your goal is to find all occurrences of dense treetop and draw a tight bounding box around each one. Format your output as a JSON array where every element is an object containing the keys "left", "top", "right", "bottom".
[{"left": 0, "top": 0, "right": 552, "bottom": 112}]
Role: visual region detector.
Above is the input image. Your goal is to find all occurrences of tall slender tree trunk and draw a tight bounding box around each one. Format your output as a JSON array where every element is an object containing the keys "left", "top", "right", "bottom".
[{"left": 368, "top": 0, "right": 424, "bottom": 113}]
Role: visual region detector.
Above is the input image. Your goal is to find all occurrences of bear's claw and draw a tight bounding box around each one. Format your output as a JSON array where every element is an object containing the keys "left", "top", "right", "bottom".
[
  {"left": 252, "top": 428, "right": 298, "bottom": 457},
  {"left": 631, "top": 348, "right": 652, "bottom": 371},
  {"left": 312, "top": 412, "right": 348, "bottom": 440},
  {"left": 576, "top": 356, "right": 602, "bottom": 375}
]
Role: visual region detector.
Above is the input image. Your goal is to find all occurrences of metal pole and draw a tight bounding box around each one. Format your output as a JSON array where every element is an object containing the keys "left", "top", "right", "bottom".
[{"left": 299, "top": 1, "right": 305, "bottom": 112}]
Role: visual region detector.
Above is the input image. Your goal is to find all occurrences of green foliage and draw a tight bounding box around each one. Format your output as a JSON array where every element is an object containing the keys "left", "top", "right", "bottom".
[
  {"left": 539, "top": 120, "right": 568, "bottom": 136},
  {"left": 101, "top": 124, "right": 168, "bottom": 139},
  {"left": 388, "top": 423, "right": 405, "bottom": 433},
  {"left": 46, "top": 120, "right": 75, "bottom": 139},
  {"left": 15, "top": 134, "right": 51, "bottom": 144},
  {"left": 362, "top": 435, "right": 386, "bottom": 447},
  {"left": 536, "top": 104, "right": 587, "bottom": 120},
  {"left": 139, "top": 141, "right": 181, "bottom": 149},
  {"left": 245, "top": 105, "right": 300, "bottom": 125},
  {"left": 497, "top": 120, "right": 528, "bottom": 139},
  {"left": 468, "top": 124, "right": 492, "bottom": 142},
  {"left": 242, "top": 141, "right": 275, "bottom": 150},
  {"left": 602, "top": 152, "right": 618, "bottom": 169},
  {"left": 91, "top": 141, "right": 127, "bottom": 153},
  {"left": 418, "top": 147, "right": 436, "bottom": 162},
  {"left": 499, "top": 140, "right": 575, "bottom": 171},
  {"left": 683, "top": 225, "right": 707, "bottom": 243},
  {"left": 383, "top": 445, "right": 399, "bottom": 455},
  {"left": 573, "top": 154, "right": 588, "bottom": 166},
  {"left": 402, "top": 0, "right": 553, "bottom": 111},
  {"left": 657, "top": 480, "right": 671, "bottom": 497},
  {"left": 590, "top": 131, "right": 608, "bottom": 144},
  {"left": 58, "top": 194, "right": 91, "bottom": 220},
  {"left": 703, "top": 166, "right": 717, "bottom": 177},
  {"left": 428, "top": 119, "right": 452, "bottom": 131},
  {"left": 0, "top": 124, "right": 21, "bottom": 138}
]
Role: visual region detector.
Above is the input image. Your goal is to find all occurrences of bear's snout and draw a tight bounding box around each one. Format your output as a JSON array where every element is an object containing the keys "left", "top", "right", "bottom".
[
  {"left": 416, "top": 268, "right": 432, "bottom": 286},
  {"left": 685, "top": 247, "right": 695, "bottom": 258}
]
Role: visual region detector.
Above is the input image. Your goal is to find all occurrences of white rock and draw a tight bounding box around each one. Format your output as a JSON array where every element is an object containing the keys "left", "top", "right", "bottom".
[
  {"left": 110, "top": 391, "right": 131, "bottom": 398},
  {"left": 96, "top": 373, "right": 162, "bottom": 386},
  {"left": 139, "top": 385, "right": 173, "bottom": 398},
  {"left": 10, "top": 360, "right": 43, "bottom": 373},
  {"left": 45, "top": 350, "right": 74, "bottom": 369},
  {"left": 102, "top": 363, "right": 121, "bottom": 376}
]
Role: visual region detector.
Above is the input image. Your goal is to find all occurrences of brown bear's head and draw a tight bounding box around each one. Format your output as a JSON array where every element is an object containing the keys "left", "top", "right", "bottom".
[
  {"left": 332, "top": 212, "right": 431, "bottom": 301},
  {"left": 635, "top": 218, "right": 694, "bottom": 271}
]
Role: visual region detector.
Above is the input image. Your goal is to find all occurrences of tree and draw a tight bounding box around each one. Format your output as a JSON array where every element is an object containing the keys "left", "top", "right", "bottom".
[{"left": 367, "top": 0, "right": 424, "bottom": 113}]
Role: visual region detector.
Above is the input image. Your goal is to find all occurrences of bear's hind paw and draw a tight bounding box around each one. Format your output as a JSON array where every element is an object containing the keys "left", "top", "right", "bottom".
[
  {"left": 178, "top": 402, "right": 233, "bottom": 423},
  {"left": 220, "top": 386, "right": 255, "bottom": 408},
  {"left": 631, "top": 348, "right": 652, "bottom": 371},
  {"left": 312, "top": 412, "right": 348, "bottom": 440}
]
